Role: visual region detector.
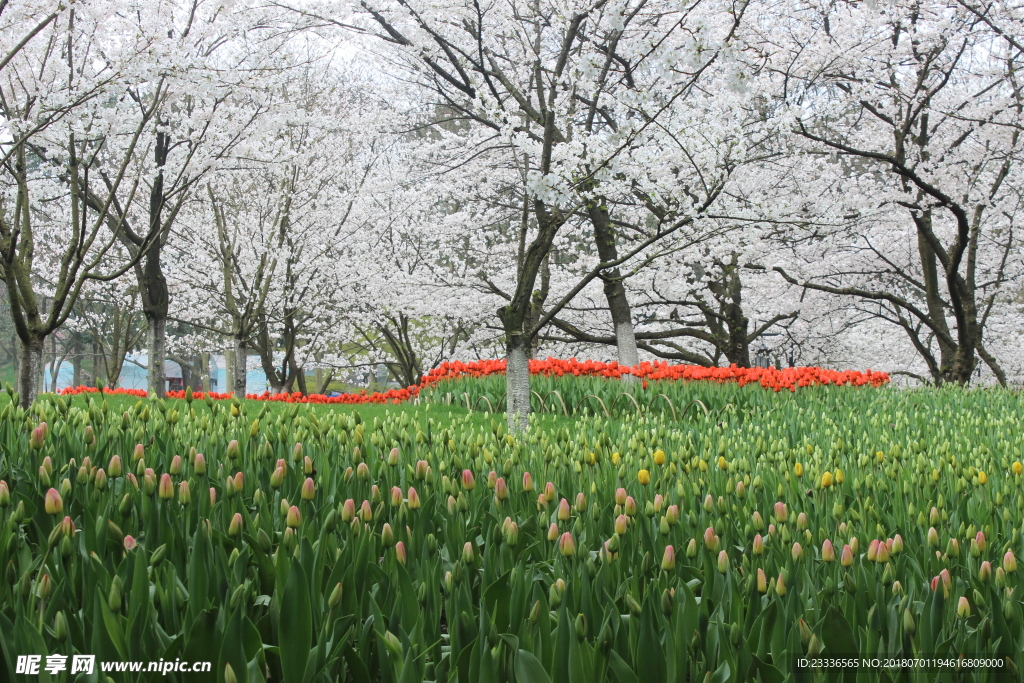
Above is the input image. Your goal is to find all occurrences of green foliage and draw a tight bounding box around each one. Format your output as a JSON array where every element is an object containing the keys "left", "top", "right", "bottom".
[{"left": 0, "top": 383, "right": 1023, "bottom": 682}]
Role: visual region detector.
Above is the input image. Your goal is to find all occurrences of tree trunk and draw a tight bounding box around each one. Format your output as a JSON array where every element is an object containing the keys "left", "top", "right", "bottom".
[
  {"left": 588, "top": 202, "right": 640, "bottom": 377},
  {"left": 200, "top": 352, "right": 211, "bottom": 392},
  {"left": 18, "top": 338, "right": 42, "bottom": 408},
  {"left": 146, "top": 316, "right": 166, "bottom": 397},
  {"left": 233, "top": 335, "right": 247, "bottom": 397},
  {"left": 72, "top": 338, "right": 82, "bottom": 387},
  {"left": 224, "top": 346, "right": 234, "bottom": 395},
  {"left": 505, "top": 335, "right": 530, "bottom": 433}
]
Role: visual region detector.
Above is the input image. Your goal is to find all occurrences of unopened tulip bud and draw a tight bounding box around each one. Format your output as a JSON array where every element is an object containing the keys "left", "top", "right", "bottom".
[
  {"left": 704, "top": 526, "right": 718, "bottom": 551},
  {"left": 407, "top": 487, "right": 421, "bottom": 510},
  {"left": 796, "top": 512, "right": 808, "bottom": 530},
  {"left": 229, "top": 513, "right": 243, "bottom": 536},
  {"left": 390, "top": 485, "right": 403, "bottom": 508},
  {"left": 270, "top": 466, "right": 285, "bottom": 488},
  {"left": 394, "top": 540, "right": 406, "bottom": 564},
  {"left": 841, "top": 544, "right": 854, "bottom": 567},
  {"left": 665, "top": 505, "right": 679, "bottom": 526},
  {"left": 822, "top": 539, "right": 835, "bottom": 562},
  {"left": 940, "top": 568, "right": 952, "bottom": 595},
  {"left": 637, "top": 469, "right": 650, "bottom": 485},
  {"left": 157, "top": 473, "right": 173, "bottom": 499},
  {"left": 575, "top": 491, "right": 586, "bottom": 512},
  {"left": 558, "top": 532, "right": 576, "bottom": 557},
  {"left": 504, "top": 521, "right": 519, "bottom": 547},
  {"left": 381, "top": 523, "right": 394, "bottom": 547},
  {"left": 615, "top": 514, "right": 629, "bottom": 535},
  {"left": 328, "top": 582, "right": 343, "bottom": 609},
  {"left": 662, "top": 545, "right": 676, "bottom": 571},
  {"left": 462, "top": 469, "right": 475, "bottom": 490},
  {"left": 415, "top": 460, "right": 429, "bottom": 480},
  {"left": 753, "top": 534, "right": 765, "bottom": 555},
  {"left": 522, "top": 472, "right": 534, "bottom": 491},
  {"left": 547, "top": 522, "right": 560, "bottom": 541},
  {"left": 624, "top": 496, "right": 637, "bottom": 516},
  {"left": 496, "top": 478, "right": 509, "bottom": 501},
  {"left": 557, "top": 498, "right": 571, "bottom": 521},
  {"left": 775, "top": 573, "right": 786, "bottom": 596},
  {"left": 29, "top": 426, "right": 45, "bottom": 450},
  {"left": 286, "top": 505, "right": 301, "bottom": 528},
  {"left": 388, "top": 447, "right": 400, "bottom": 466},
  {"left": 773, "top": 501, "right": 788, "bottom": 523},
  {"left": 177, "top": 480, "right": 191, "bottom": 505},
  {"left": 133, "top": 443, "right": 145, "bottom": 462},
  {"left": 359, "top": 500, "right": 373, "bottom": 522},
  {"left": 929, "top": 507, "right": 940, "bottom": 525},
  {"left": 108, "top": 455, "right": 123, "bottom": 478},
  {"left": 792, "top": 542, "right": 803, "bottom": 561},
  {"left": 0, "top": 480, "right": 10, "bottom": 508},
  {"left": 341, "top": 499, "right": 355, "bottom": 522},
  {"left": 615, "top": 487, "right": 627, "bottom": 505},
  {"left": 686, "top": 538, "right": 697, "bottom": 558},
  {"left": 293, "top": 442, "right": 303, "bottom": 462},
  {"left": 980, "top": 561, "right": 992, "bottom": 583},
  {"left": 867, "top": 539, "right": 879, "bottom": 561},
  {"left": 194, "top": 453, "right": 207, "bottom": 475},
  {"left": 891, "top": 534, "right": 903, "bottom": 554},
  {"left": 463, "top": 541, "right": 475, "bottom": 563},
  {"left": 209, "top": 487, "right": 217, "bottom": 506},
  {"left": 124, "top": 535, "right": 137, "bottom": 551},
  {"left": 704, "top": 494, "right": 714, "bottom": 512},
  {"left": 752, "top": 510, "right": 764, "bottom": 531},
  {"left": 44, "top": 488, "right": 62, "bottom": 515},
  {"left": 876, "top": 542, "right": 890, "bottom": 563},
  {"left": 957, "top": 596, "right": 970, "bottom": 618},
  {"left": 717, "top": 550, "right": 729, "bottom": 572},
  {"left": 544, "top": 481, "right": 556, "bottom": 502},
  {"left": 1004, "top": 551, "right": 1017, "bottom": 573},
  {"left": 356, "top": 462, "right": 370, "bottom": 481},
  {"left": 94, "top": 467, "right": 107, "bottom": 491}
]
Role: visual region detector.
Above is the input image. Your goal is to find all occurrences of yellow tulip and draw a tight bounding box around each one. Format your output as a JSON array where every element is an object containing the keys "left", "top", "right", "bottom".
[
  {"left": 794, "top": 462, "right": 804, "bottom": 477},
  {"left": 978, "top": 471, "right": 988, "bottom": 485},
  {"left": 653, "top": 450, "right": 665, "bottom": 466},
  {"left": 821, "top": 471, "right": 833, "bottom": 488},
  {"left": 638, "top": 469, "right": 651, "bottom": 486}
]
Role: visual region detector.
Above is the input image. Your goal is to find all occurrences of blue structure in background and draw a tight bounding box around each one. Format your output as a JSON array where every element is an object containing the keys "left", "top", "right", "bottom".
[{"left": 44, "top": 354, "right": 271, "bottom": 394}]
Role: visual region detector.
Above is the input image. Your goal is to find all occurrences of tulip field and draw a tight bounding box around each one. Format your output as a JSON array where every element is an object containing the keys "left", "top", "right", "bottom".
[{"left": 2, "top": 372, "right": 1024, "bottom": 682}]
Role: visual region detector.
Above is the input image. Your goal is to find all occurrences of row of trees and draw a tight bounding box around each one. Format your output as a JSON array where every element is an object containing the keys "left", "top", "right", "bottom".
[{"left": 1, "top": 0, "right": 1021, "bottom": 423}]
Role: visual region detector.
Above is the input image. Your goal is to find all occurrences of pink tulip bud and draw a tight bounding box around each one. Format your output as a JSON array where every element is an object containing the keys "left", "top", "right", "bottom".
[
  {"left": 415, "top": 460, "right": 429, "bottom": 481},
  {"left": 891, "top": 534, "right": 904, "bottom": 554},
  {"left": 356, "top": 462, "right": 370, "bottom": 481},
  {"left": 662, "top": 545, "right": 676, "bottom": 571},
  {"left": 703, "top": 526, "right": 719, "bottom": 551},
  {"left": 390, "top": 486, "right": 403, "bottom": 507},
  {"left": 775, "top": 573, "right": 786, "bottom": 596},
  {"left": 133, "top": 443, "right": 145, "bottom": 462},
  {"left": 286, "top": 505, "right": 301, "bottom": 528},
  {"left": 752, "top": 534, "right": 765, "bottom": 555},
  {"left": 791, "top": 542, "right": 803, "bottom": 561},
  {"left": 0, "top": 480, "right": 9, "bottom": 508},
  {"left": 29, "top": 426, "right": 45, "bottom": 450},
  {"left": 194, "top": 453, "right": 207, "bottom": 475},
  {"left": 520, "top": 472, "right": 534, "bottom": 492},
  {"left": 270, "top": 466, "right": 286, "bottom": 488},
  {"left": 717, "top": 550, "right": 730, "bottom": 572},
  {"left": 841, "top": 544, "right": 854, "bottom": 567},
  {"left": 615, "top": 488, "right": 627, "bottom": 505},
  {"left": 301, "top": 477, "right": 315, "bottom": 501},
  {"left": 796, "top": 512, "right": 808, "bottom": 530},
  {"left": 463, "top": 541, "right": 475, "bottom": 563},
  {"left": 495, "top": 478, "right": 509, "bottom": 501},
  {"left": 821, "top": 539, "right": 835, "bottom": 562},
  {"left": 756, "top": 568, "right": 767, "bottom": 593},
  {"left": 615, "top": 514, "right": 629, "bottom": 535},
  {"left": 123, "top": 535, "right": 137, "bottom": 551},
  {"left": 44, "top": 488, "right": 63, "bottom": 515},
  {"left": 156, "top": 473, "right": 173, "bottom": 500},
  {"left": 178, "top": 480, "right": 191, "bottom": 505},
  {"left": 653, "top": 494, "right": 664, "bottom": 514},
  {"left": 341, "top": 499, "right": 355, "bottom": 522},
  {"left": 927, "top": 527, "right": 939, "bottom": 547},
  {"left": 557, "top": 498, "right": 571, "bottom": 521},
  {"left": 1004, "top": 551, "right": 1018, "bottom": 573},
  {"left": 94, "top": 468, "right": 107, "bottom": 491},
  {"left": 381, "top": 523, "right": 394, "bottom": 547},
  {"left": 773, "top": 501, "right": 788, "bottom": 523},
  {"left": 407, "top": 487, "right": 421, "bottom": 510},
  {"left": 939, "top": 568, "right": 952, "bottom": 596},
  {"left": 209, "top": 487, "right": 217, "bottom": 506},
  {"left": 359, "top": 500, "right": 373, "bottom": 522},
  {"left": 875, "top": 541, "right": 890, "bottom": 563},
  {"left": 487, "top": 471, "right": 497, "bottom": 489},
  {"left": 956, "top": 596, "right": 970, "bottom": 618},
  {"left": 293, "top": 442, "right": 303, "bottom": 462},
  {"left": 462, "top": 470, "right": 475, "bottom": 490},
  {"left": 752, "top": 510, "right": 764, "bottom": 530},
  {"left": 61, "top": 516, "right": 75, "bottom": 537},
  {"left": 228, "top": 513, "right": 243, "bottom": 536},
  {"left": 395, "top": 541, "right": 406, "bottom": 564},
  {"left": 537, "top": 493, "right": 548, "bottom": 509},
  {"left": 388, "top": 448, "right": 400, "bottom": 466},
  {"left": 867, "top": 539, "right": 879, "bottom": 561},
  {"left": 980, "top": 561, "right": 992, "bottom": 582},
  {"left": 548, "top": 522, "right": 560, "bottom": 541},
  {"left": 624, "top": 496, "right": 637, "bottom": 517},
  {"left": 544, "top": 482, "right": 556, "bottom": 502},
  {"left": 975, "top": 531, "right": 986, "bottom": 552},
  {"left": 233, "top": 471, "right": 243, "bottom": 492},
  {"left": 108, "top": 456, "right": 123, "bottom": 478},
  {"left": 558, "top": 532, "right": 576, "bottom": 558}
]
